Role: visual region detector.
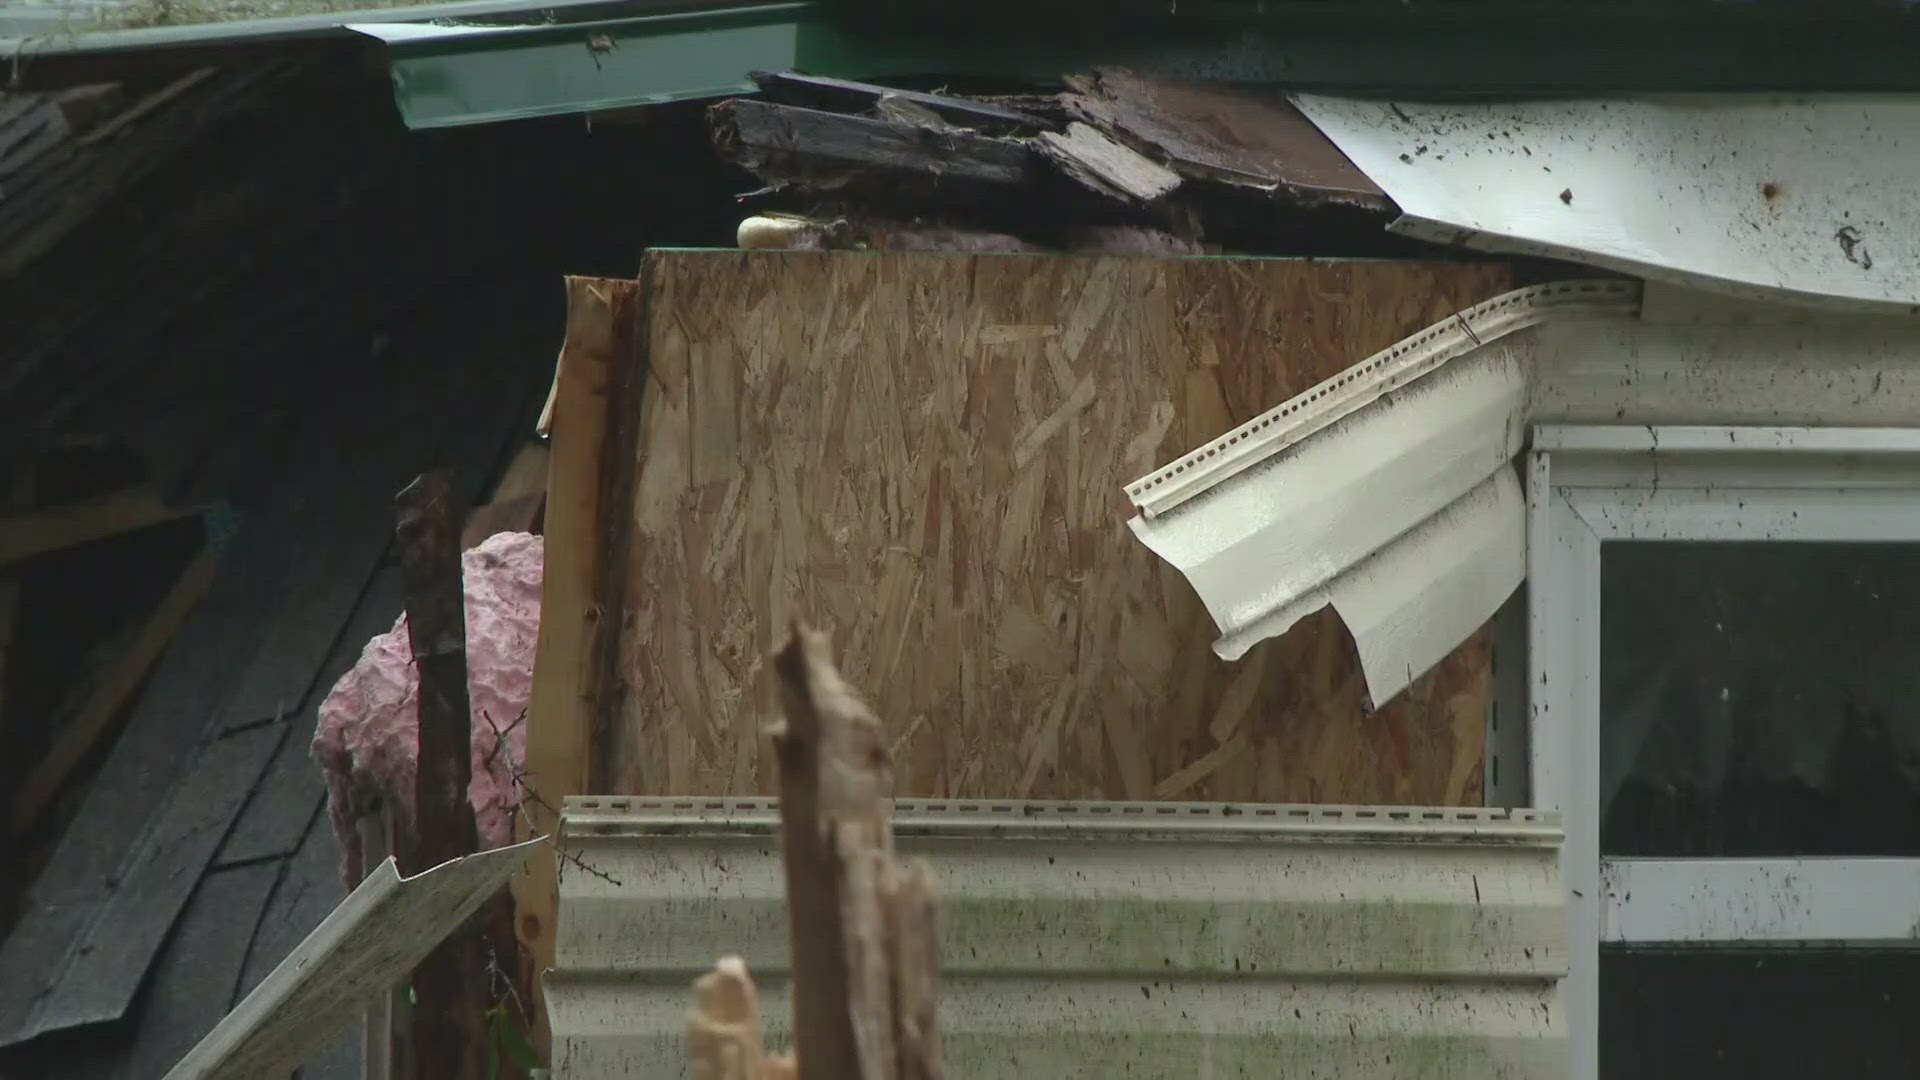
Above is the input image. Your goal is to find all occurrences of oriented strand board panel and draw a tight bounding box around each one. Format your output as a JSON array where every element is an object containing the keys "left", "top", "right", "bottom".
[{"left": 606, "top": 250, "right": 1508, "bottom": 803}]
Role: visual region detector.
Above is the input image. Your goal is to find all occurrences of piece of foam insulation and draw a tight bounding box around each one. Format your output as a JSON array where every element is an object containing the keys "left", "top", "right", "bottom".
[{"left": 312, "top": 531, "right": 542, "bottom": 887}]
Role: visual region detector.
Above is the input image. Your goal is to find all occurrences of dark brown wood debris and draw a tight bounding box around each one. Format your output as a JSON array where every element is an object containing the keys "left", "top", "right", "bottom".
[
  {"left": 712, "top": 98, "right": 1031, "bottom": 196},
  {"left": 1036, "top": 121, "right": 1182, "bottom": 204},
  {"left": 394, "top": 468, "right": 487, "bottom": 1080},
  {"left": 749, "top": 71, "right": 1053, "bottom": 136},
  {"left": 712, "top": 68, "right": 1407, "bottom": 256},
  {"left": 1063, "top": 67, "right": 1392, "bottom": 210}
]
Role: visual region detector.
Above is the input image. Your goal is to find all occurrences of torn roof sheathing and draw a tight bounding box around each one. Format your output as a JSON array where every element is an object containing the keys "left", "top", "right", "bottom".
[
  {"left": 1062, "top": 68, "right": 1390, "bottom": 210},
  {"left": 1291, "top": 93, "right": 1920, "bottom": 314},
  {"left": 1126, "top": 281, "right": 1641, "bottom": 705}
]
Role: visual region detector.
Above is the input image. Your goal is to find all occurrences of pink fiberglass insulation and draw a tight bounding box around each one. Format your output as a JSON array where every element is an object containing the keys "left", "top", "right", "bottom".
[{"left": 313, "top": 531, "right": 542, "bottom": 887}]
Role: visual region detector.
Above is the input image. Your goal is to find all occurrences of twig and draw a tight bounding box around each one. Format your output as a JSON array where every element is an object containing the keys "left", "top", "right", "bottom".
[{"left": 490, "top": 709, "right": 624, "bottom": 888}]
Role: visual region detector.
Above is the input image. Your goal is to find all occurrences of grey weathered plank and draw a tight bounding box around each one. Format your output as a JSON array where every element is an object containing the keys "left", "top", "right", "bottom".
[
  {"left": 214, "top": 719, "right": 327, "bottom": 869},
  {"left": 0, "top": 723, "right": 284, "bottom": 1046},
  {"left": 113, "top": 861, "right": 283, "bottom": 1080},
  {"left": 215, "top": 566, "right": 403, "bottom": 868},
  {"left": 237, "top": 805, "right": 360, "bottom": 1079},
  {"left": 0, "top": 278, "right": 553, "bottom": 1049}
]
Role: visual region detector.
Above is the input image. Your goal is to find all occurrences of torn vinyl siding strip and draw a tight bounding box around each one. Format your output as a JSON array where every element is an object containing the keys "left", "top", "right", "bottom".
[
  {"left": 1291, "top": 94, "right": 1920, "bottom": 315},
  {"left": 1135, "top": 343, "right": 1526, "bottom": 638},
  {"left": 1129, "top": 347, "right": 1527, "bottom": 703},
  {"left": 1125, "top": 280, "right": 1639, "bottom": 519},
  {"left": 1125, "top": 281, "right": 1638, "bottom": 704},
  {"left": 1258, "top": 467, "right": 1526, "bottom": 708}
]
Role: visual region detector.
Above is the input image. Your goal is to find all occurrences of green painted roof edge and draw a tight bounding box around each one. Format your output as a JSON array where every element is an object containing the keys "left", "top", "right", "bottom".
[{"left": 369, "top": 4, "right": 1920, "bottom": 130}]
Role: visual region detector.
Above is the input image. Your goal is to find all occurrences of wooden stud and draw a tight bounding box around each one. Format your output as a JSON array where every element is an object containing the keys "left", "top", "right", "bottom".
[
  {"left": 512, "top": 276, "right": 640, "bottom": 1060},
  {"left": 0, "top": 483, "right": 197, "bottom": 566}
]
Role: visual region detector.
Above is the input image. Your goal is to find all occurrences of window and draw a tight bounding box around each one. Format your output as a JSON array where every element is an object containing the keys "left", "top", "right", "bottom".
[{"left": 1527, "top": 426, "right": 1920, "bottom": 1080}]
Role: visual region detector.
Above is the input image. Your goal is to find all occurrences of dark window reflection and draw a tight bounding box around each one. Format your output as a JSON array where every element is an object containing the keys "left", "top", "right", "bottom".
[
  {"left": 1599, "top": 542, "right": 1920, "bottom": 857},
  {"left": 1604, "top": 949, "right": 1920, "bottom": 1079}
]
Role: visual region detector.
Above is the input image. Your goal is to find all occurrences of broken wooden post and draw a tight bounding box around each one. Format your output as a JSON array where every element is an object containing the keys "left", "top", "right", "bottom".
[
  {"left": 394, "top": 469, "right": 486, "bottom": 1080},
  {"left": 688, "top": 624, "right": 943, "bottom": 1080}
]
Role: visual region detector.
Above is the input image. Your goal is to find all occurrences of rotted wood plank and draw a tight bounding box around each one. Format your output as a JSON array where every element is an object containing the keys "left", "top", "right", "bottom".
[
  {"left": 0, "top": 722, "right": 284, "bottom": 1046},
  {"left": 748, "top": 71, "right": 1050, "bottom": 135},
  {"left": 1065, "top": 68, "right": 1392, "bottom": 210},
  {"left": 711, "top": 99, "right": 1031, "bottom": 189},
  {"left": 1036, "top": 121, "right": 1181, "bottom": 204}
]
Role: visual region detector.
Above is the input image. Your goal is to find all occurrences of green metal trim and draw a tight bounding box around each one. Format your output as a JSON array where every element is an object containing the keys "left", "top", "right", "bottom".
[
  {"left": 375, "top": 3, "right": 1920, "bottom": 130},
  {"left": 377, "top": 2, "right": 901, "bottom": 128}
]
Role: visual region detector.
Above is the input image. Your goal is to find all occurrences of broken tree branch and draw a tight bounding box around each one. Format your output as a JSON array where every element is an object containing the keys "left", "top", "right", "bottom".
[{"left": 394, "top": 468, "right": 485, "bottom": 1080}]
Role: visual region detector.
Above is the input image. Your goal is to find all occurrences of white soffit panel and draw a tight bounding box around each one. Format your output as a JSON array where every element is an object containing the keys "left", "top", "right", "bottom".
[
  {"left": 550, "top": 797, "right": 1566, "bottom": 1080},
  {"left": 1533, "top": 282, "right": 1920, "bottom": 427},
  {"left": 1125, "top": 281, "right": 1638, "bottom": 704},
  {"left": 1292, "top": 94, "right": 1920, "bottom": 314}
]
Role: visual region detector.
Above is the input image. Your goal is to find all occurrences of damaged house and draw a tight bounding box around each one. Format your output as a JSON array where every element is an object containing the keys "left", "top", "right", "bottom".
[{"left": 4, "top": 2, "right": 1920, "bottom": 1079}]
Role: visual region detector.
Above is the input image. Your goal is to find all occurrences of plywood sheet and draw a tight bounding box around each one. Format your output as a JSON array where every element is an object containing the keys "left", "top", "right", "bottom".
[{"left": 599, "top": 251, "right": 1506, "bottom": 804}]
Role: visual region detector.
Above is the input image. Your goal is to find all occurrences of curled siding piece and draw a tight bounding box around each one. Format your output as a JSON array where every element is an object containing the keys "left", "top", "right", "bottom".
[
  {"left": 1248, "top": 467, "right": 1526, "bottom": 707},
  {"left": 1125, "top": 281, "right": 1639, "bottom": 703}
]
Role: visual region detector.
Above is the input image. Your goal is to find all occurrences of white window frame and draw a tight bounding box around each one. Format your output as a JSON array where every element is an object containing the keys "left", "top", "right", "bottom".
[{"left": 1526, "top": 424, "right": 1920, "bottom": 1080}]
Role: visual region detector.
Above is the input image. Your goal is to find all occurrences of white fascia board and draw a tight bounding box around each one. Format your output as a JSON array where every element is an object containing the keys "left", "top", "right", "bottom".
[
  {"left": 1531, "top": 300, "right": 1920, "bottom": 428},
  {"left": 1292, "top": 94, "right": 1920, "bottom": 315},
  {"left": 1532, "top": 425, "right": 1920, "bottom": 456},
  {"left": 1126, "top": 282, "right": 1638, "bottom": 703},
  {"left": 1601, "top": 856, "right": 1920, "bottom": 946}
]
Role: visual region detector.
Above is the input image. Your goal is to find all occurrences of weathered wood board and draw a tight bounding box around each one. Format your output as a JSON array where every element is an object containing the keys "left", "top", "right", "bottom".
[{"left": 568, "top": 251, "right": 1506, "bottom": 804}]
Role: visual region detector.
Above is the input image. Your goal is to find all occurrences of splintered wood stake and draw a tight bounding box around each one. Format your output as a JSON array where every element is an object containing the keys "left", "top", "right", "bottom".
[
  {"left": 690, "top": 622, "right": 944, "bottom": 1080},
  {"left": 688, "top": 957, "right": 794, "bottom": 1080}
]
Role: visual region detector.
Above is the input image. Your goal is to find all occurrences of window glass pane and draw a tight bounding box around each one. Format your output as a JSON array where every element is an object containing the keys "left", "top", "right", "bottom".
[
  {"left": 1600, "top": 542, "right": 1920, "bottom": 857},
  {"left": 1603, "top": 949, "right": 1920, "bottom": 1079}
]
